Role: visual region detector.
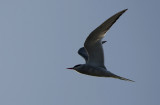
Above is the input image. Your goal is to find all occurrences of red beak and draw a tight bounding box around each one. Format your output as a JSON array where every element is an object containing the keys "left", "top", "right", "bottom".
[{"left": 67, "top": 68, "right": 73, "bottom": 70}]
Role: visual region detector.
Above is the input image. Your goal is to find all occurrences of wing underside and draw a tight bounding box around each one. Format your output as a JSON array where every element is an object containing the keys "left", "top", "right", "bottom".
[{"left": 84, "top": 9, "right": 127, "bottom": 67}]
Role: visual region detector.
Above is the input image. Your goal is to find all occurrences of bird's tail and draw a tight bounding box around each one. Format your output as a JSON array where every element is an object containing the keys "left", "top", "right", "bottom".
[
  {"left": 108, "top": 72, "right": 135, "bottom": 82},
  {"left": 113, "top": 75, "right": 135, "bottom": 82}
]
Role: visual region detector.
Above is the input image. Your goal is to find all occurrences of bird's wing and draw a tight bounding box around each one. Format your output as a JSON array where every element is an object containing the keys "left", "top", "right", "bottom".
[
  {"left": 84, "top": 9, "right": 127, "bottom": 68},
  {"left": 78, "top": 47, "right": 88, "bottom": 62},
  {"left": 78, "top": 41, "right": 107, "bottom": 63}
]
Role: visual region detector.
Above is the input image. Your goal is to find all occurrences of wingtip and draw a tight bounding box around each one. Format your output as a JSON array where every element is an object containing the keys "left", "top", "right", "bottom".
[
  {"left": 124, "top": 8, "right": 128, "bottom": 11},
  {"left": 121, "top": 9, "right": 128, "bottom": 13},
  {"left": 127, "top": 79, "right": 135, "bottom": 82},
  {"left": 102, "top": 41, "right": 107, "bottom": 44}
]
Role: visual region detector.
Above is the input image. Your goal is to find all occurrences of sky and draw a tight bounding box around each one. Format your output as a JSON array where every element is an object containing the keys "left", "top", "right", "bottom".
[{"left": 0, "top": 0, "right": 160, "bottom": 105}]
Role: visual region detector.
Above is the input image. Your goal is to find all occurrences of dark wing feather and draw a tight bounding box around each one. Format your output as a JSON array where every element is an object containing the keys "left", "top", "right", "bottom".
[{"left": 78, "top": 41, "right": 107, "bottom": 62}]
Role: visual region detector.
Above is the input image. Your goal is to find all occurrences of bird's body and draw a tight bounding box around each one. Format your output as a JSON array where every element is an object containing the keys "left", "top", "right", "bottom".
[
  {"left": 73, "top": 64, "right": 134, "bottom": 81},
  {"left": 74, "top": 64, "right": 107, "bottom": 77},
  {"left": 67, "top": 9, "right": 134, "bottom": 82}
]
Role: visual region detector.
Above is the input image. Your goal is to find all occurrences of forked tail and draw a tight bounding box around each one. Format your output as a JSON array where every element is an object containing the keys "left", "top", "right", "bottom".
[
  {"left": 110, "top": 73, "right": 135, "bottom": 82},
  {"left": 114, "top": 75, "right": 134, "bottom": 82}
]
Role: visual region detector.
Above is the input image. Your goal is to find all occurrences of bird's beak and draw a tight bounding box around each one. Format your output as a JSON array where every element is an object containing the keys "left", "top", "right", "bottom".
[{"left": 67, "top": 67, "right": 74, "bottom": 70}]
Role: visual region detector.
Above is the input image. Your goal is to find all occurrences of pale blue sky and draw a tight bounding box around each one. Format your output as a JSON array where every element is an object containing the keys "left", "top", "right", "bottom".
[{"left": 0, "top": 0, "right": 160, "bottom": 105}]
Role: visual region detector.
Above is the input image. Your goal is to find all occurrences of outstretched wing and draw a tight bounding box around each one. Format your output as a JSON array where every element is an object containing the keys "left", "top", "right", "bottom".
[{"left": 84, "top": 9, "right": 127, "bottom": 68}]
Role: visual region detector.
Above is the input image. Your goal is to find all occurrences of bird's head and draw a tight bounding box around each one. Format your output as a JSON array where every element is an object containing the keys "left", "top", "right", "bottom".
[{"left": 67, "top": 64, "right": 82, "bottom": 70}]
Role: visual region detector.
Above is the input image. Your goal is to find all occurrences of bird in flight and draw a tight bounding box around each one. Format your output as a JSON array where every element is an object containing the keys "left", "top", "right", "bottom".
[{"left": 67, "top": 9, "right": 134, "bottom": 82}]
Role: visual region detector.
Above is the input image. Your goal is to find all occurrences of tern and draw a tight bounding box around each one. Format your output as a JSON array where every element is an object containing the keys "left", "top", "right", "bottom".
[{"left": 67, "top": 9, "right": 134, "bottom": 82}]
